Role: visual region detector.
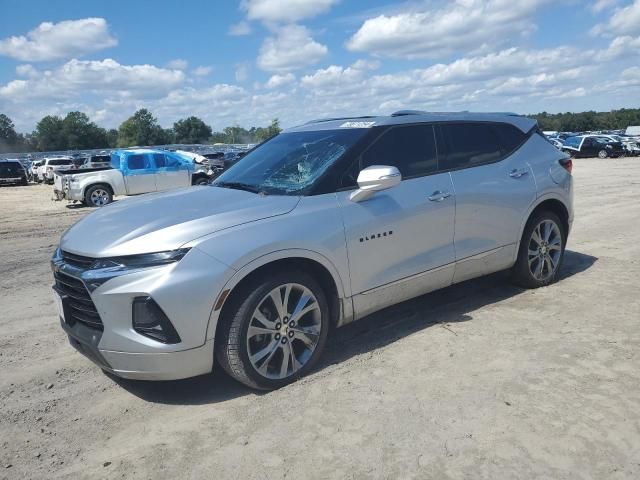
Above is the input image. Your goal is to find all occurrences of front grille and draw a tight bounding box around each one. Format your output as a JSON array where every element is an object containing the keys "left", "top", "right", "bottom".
[
  {"left": 61, "top": 250, "right": 96, "bottom": 269},
  {"left": 53, "top": 270, "right": 103, "bottom": 330}
]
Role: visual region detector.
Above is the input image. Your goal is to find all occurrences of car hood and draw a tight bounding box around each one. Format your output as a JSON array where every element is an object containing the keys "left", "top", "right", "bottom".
[{"left": 61, "top": 186, "right": 300, "bottom": 257}]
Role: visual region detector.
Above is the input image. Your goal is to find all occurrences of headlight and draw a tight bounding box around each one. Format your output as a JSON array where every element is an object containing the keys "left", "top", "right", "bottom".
[{"left": 92, "top": 248, "right": 191, "bottom": 270}]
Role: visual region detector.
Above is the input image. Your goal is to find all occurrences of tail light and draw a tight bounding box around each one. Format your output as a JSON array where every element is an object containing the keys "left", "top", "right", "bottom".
[{"left": 559, "top": 158, "right": 572, "bottom": 174}]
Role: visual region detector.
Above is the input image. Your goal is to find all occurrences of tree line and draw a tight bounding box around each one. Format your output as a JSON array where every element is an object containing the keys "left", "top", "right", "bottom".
[
  {"left": 527, "top": 108, "right": 640, "bottom": 132},
  {"left": 0, "top": 109, "right": 282, "bottom": 154}
]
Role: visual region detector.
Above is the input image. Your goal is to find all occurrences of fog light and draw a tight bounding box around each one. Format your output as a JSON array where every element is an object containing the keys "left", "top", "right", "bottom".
[{"left": 132, "top": 297, "right": 181, "bottom": 344}]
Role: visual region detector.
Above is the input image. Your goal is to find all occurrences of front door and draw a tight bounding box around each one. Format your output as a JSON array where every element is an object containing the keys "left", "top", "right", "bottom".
[
  {"left": 152, "top": 153, "right": 191, "bottom": 191},
  {"left": 123, "top": 153, "right": 157, "bottom": 195},
  {"left": 336, "top": 124, "right": 456, "bottom": 319}
]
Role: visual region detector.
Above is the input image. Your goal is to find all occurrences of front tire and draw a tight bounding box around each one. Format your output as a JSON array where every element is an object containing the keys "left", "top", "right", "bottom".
[
  {"left": 598, "top": 149, "right": 608, "bottom": 159},
  {"left": 216, "top": 270, "right": 329, "bottom": 390},
  {"left": 84, "top": 185, "right": 113, "bottom": 207},
  {"left": 512, "top": 211, "right": 565, "bottom": 289}
]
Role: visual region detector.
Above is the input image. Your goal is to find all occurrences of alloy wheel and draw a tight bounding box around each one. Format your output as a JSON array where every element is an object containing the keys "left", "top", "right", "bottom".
[
  {"left": 528, "top": 219, "right": 562, "bottom": 282},
  {"left": 90, "top": 188, "right": 110, "bottom": 206},
  {"left": 246, "top": 283, "right": 322, "bottom": 380}
]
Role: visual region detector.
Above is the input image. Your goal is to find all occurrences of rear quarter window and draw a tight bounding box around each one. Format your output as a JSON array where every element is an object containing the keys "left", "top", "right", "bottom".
[
  {"left": 492, "top": 123, "right": 527, "bottom": 154},
  {"left": 438, "top": 122, "right": 503, "bottom": 170}
]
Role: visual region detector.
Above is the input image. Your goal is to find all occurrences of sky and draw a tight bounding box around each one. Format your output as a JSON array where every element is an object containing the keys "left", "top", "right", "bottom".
[{"left": 0, "top": 0, "right": 639, "bottom": 132}]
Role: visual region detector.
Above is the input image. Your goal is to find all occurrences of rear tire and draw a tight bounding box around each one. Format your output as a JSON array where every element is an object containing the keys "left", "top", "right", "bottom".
[
  {"left": 216, "top": 270, "right": 329, "bottom": 390},
  {"left": 84, "top": 185, "right": 113, "bottom": 207},
  {"left": 512, "top": 211, "right": 566, "bottom": 289}
]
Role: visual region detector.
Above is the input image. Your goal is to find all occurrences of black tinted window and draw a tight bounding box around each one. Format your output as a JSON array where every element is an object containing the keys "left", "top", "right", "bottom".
[
  {"left": 362, "top": 125, "right": 437, "bottom": 178},
  {"left": 439, "top": 123, "right": 502, "bottom": 170},
  {"left": 493, "top": 123, "right": 526, "bottom": 153},
  {"left": 127, "top": 154, "right": 148, "bottom": 170},
  {"left": 49, "top": 159, "right": 73, "bottom": 166}
]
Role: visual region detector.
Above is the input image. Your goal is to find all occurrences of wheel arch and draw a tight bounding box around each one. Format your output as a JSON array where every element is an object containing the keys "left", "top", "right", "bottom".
[
  {"left": 206, "top": 250, "right": 350, "bottom": 341},
  {"left": 82, "top": 181, "right": 114, "bottom": 199},
  {"left": 514, "top": 195, "right": 571, "bottom": 262}
]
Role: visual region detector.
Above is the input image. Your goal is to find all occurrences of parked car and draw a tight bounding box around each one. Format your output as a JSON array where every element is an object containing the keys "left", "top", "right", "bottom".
[
  {"left": 37, "top": 157, "right": 75, "bottom": 184},
  {"left": 31, "top": 160, "right": 43, "bottom": 181},
  {"left": 599, "top": 134, "right": 640, "bottom": 156},
  {"left": 561, "top": 135, "right": 625, "bottom": 158},
  {"left": 172, "top": 150, "right": 218, "bottom": 185},
  {"left": 79, "top": 154, "right": 112, "bottom": 169},
  {"left": 0, "top": 159, "right": 29, "bottom": 186},
  {"left": 52, "top": 111, "right": 573, "bottom": 390},
  {"left": 53, "top": 149, "right": 194, "bottom": 207}
]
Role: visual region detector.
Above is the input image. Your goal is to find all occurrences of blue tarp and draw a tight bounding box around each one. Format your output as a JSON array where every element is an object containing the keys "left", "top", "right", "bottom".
[{"left": 111, "top": 150, "right": 194, "bottom": 176}]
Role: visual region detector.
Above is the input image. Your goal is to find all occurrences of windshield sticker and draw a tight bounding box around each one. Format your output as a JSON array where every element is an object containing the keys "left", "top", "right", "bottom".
[{"left": 339, "top": 121, "right": 376, "bottom": 128}]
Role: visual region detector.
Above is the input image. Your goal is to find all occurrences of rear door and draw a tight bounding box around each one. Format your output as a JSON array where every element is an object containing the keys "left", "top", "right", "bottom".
[
  {"left": 337, "top": 124, "right": 456, "bottom": 315},
  {"left": 153, "top": 153, "right": 191, "bottom": 191},
  {"left": 437, "top": 122, "right": 537, "bottom": 280},
  {"left": 123, "top": 154, "right": 157, "bottom": 194}
]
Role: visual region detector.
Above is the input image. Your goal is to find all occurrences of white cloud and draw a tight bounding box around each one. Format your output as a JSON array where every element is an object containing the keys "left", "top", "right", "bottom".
[
  {"left": 591, "top": 0, "right": 618, "bottom": 13},
  {"left": 15, "top": 64, "right": 37, "bottom": 77},
  {"left": 193, "top": 66, "right": 213, "bottom": 76},
  {"left": 346, "top": 0, "right": 552, "bottom": 59},
  {"left": 257, "top": 25, "right": 327, "bottom": 72},
  {"left": 266, "top": 73, "right": 296, "bottom": 89},
  {"left": 166, "top": 59, "right": 188, "bottom": 70},
  {"left": 0, "top": 18, "right": 117, "bottom": 61},
  {"left": 592, "top": 0, "right": 640, "bottom": 36},
  {"left": 235, "top": 63, "right": 250, "bottom": 82},
  {"left": 0, "top": 58, "right": 184, "bottom": 100},
  {"left": 228, "top": 21, "right": 252, "bottom": 36},
  {"left": 242, "top": 0, "right": 338, "bottom": 23}
]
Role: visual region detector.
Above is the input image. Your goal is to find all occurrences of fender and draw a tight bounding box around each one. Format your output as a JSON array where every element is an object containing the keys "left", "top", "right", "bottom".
[
  {"left": 512, "top": 192, "right": 571, "bottom": 263},
  {"left": 204, "top": 248, "right": 350, "bottom": 340}
]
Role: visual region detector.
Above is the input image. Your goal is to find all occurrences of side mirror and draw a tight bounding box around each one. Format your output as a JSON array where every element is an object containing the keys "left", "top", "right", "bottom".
[{"left": 350, "top": 165, "right": 401, "bottom": 202}]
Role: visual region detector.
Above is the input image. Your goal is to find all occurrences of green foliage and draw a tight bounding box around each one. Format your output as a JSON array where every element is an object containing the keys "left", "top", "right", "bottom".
[
  {"left": 117, "top": 108, "right": 172, "bottom": 147},
  {"left": 34, "top": 115, "right": 66, "bottom": 151},
  {"left": 61, "top": 112, "right": 109, "bottom": 150},
  {"left": 529, "top": 108, "right": 640, "bottom": 132},
  {"left": 209, "top": 118, "right": 282, "bottom": 144},
  {"left": 173, "top": 116, "right": 213, "bottom": 144},
  {"left": 0, "top": 113, "right": 19, "bottom": 152}
]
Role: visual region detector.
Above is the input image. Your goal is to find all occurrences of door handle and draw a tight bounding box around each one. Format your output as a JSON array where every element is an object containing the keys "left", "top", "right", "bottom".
[
  {"left": 428, "top": 191, "right": 451, "bottom": 202},
  {"left": 509, "top": 169, "right": 529, "bottom": 178}
]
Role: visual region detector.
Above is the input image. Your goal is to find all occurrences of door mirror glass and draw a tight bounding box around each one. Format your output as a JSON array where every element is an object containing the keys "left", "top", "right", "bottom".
[{"left": 350, "top": 165, "right": 401, "bottom": 202}]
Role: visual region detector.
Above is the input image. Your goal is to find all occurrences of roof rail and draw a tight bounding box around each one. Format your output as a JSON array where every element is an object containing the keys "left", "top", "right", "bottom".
[
  {"left": 304, "top": 115, "right": 376, "bottom": 125},
  {"left": 390, "top": 110, "right": 427, "bottom": 117}
]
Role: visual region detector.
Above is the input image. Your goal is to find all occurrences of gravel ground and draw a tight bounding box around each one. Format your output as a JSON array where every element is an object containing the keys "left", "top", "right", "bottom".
[{"left": 1, "top": 157, "right": 639, "bottom": 479}]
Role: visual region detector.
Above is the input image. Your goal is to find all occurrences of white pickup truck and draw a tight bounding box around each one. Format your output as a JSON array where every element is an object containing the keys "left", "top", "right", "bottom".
[{"left": 53, "top": 149, "right": 198, "bottom": 207}]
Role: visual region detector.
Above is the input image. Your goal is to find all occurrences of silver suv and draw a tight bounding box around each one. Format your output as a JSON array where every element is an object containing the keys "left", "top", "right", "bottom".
[{"left": 52, "top": 111, "right": 573, "bottom": 390}]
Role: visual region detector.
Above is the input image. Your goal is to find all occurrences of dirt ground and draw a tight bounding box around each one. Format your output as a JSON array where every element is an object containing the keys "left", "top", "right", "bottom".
[{"left": 1, "top": 157, "right": 639, "bottom": 479}]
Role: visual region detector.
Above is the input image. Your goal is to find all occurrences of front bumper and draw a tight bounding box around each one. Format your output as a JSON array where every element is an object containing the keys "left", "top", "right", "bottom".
[
  {"left": 53, "top": 247, "right": 234, "bottom": 380},
  {"left": 61, "top": 318, "right": 215, "bottom": 380},
  {"left": 0, "top": 177, "right": 24, "bottom": 184}
]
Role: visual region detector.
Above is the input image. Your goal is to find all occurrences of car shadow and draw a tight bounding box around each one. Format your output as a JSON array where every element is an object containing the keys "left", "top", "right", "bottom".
[
  {"left": 112, "top": 249, "right": 597, "bottom": 405},
  {"left": 65, "top": 199, "right": 119, "bottom": 209}
]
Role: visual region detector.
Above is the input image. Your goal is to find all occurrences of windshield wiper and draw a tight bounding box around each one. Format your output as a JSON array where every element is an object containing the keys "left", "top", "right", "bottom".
[{"left": 215, "top": 181, "right": 265, "bottom": 195}]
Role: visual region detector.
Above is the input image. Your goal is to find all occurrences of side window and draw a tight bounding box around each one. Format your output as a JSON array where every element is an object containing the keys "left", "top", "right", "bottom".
[
  {"left": 361, "top": 125, "right": 437, "bottom": 179},
  {"left": 165, "top": 154, "right": 182, "bottom": 168},
  {"left": 492, "top": 123, "right": 526, "bottom": 154},
  {"left": 439, "top": 123, "right": 503, "bottom": 170},
  {"left": 152, "top": 153, "right": 167, "bottom": 168},
  {"left": 127, "top": 154, "right": 148, "bottom": 170}
]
